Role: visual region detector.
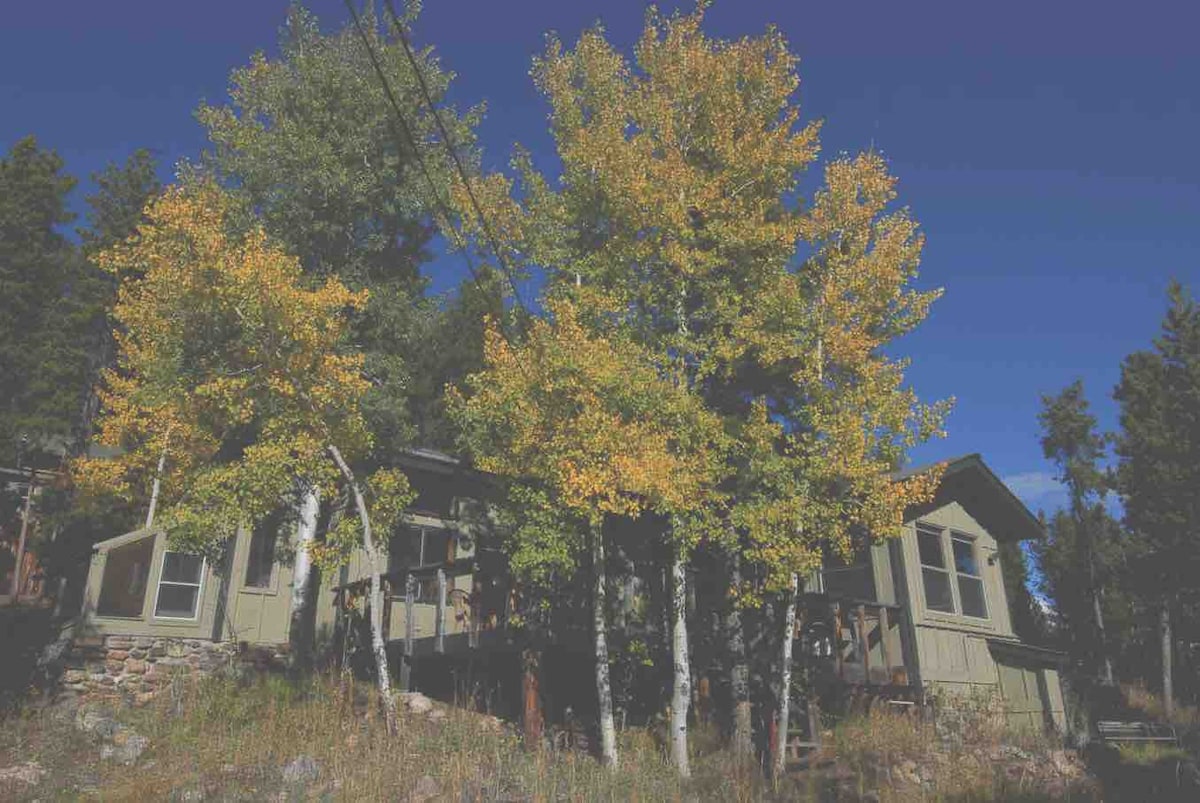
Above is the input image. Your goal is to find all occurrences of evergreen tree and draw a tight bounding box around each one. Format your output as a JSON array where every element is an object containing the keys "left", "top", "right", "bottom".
[
  {"left": 1113, "top": 281, "right": 1200, "bottom": 717},
  {"left": 196, "top": 3, "right": 485, "bottom": 453},
  {"left": 1037, "top": 380, "right": 1118, "bottom": 684},
  {"left": 0, "top": 136, "right": 84, "bottom": 464}
]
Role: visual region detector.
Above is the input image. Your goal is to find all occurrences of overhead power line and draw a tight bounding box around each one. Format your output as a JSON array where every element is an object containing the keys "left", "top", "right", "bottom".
[
  {"left": 382, "top": 0, "right": 527, "bottom": 312},
  {"left": 341, "top": 0, "right": 529, "bottom": 319}
]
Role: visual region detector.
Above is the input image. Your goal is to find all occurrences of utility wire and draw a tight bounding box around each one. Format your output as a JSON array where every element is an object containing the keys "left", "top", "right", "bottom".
[
  {"left": 341, "top": 0, "right": 538, "bottom": 398},
  {"left": 341, "top": 0, "right": 529, "bottom": 320},
  {"left": 383, "top": 0, "right": 528, "bottom": 315}
]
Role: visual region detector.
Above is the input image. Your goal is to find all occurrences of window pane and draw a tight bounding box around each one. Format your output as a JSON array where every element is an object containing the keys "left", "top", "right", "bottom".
[
  {"left": 388, "top": 525, "right": 423, "bottom": 572},
  {"left": 408, "top": 471, "right": 455, "bottom": 518},
  {"left": 244, "top": 526, "right": 277, "bottom": 588},
  {"left": 97, "top": 537, "right": 154, "bottom": 617},
  {"left": 952, "top": 537, "right": 979, "bottom": 576},
  {"left": 161, "top": 552, "right": 204, "bottom": 584},
  {"left": 422, "top": 529, "right": 452, "bottom": 566},
  {"left": 917, "top": 526, "right": 945, "bottom": 568},
  {"left": 155, "top": 584, "right": 200, "bottom": 618},
  {"left": 922, "top": 568, "right": 954, "bottom": 613},
  {"left": 959, "top": 575, "right": 987, "bottom": 618}
]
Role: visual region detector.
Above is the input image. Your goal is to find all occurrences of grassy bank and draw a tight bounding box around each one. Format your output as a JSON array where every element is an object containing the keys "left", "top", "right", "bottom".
[{"left": 0, "top": 673, "right": 1098, "bottom": 801}]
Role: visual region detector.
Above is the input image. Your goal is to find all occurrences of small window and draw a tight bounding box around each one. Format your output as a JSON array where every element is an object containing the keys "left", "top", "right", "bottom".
[
  {"left": 821, "top": 548, "right": 876, "bottom": 601},
  {"left": 952, "top": 534, "right": 988, "bottom": 618},
  {"left": 244, "top": 525, "right": 278, "bottom": 589},
  {"left": 154, "top": 551, "right": 205, "bottom": 619},
  {"left": 407, "top": 471, "right": 456, "bottom": 518},
  {"left": 390, "top": 525, "right": 453, "bottom": 571},
  {"left": 916, "top": 523, "right": 954, "bottom": 613},
  {"left": 97, "top": 536, "right": 155, "bottom": 617}
]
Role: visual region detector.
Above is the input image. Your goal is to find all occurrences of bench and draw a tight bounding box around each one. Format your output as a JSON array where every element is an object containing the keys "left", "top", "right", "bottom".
[{"left": 1096, "top": 720, "right": 1179, "bottom": 745}]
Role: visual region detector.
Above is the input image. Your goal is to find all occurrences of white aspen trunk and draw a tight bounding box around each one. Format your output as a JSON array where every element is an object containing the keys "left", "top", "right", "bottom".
[
  {"left": 669, "top": 543, "right": 691, "bottom": 778},
  {"left": 1161, "top": 602, "right": 1174, "bottom": 721},
  {"left": 1093, "top": 586, "right": 1115, "bottom": 686},
  {"left": 327, "top": 444, "right": 397, "bottom": 735},
  {"left": 591, "top": 522, "right": 618, "bottom": 766},
  {"left": 289, "top": 484, "right": 321, "bottom": 663},
  {"left": 773, "top": 573, "right": 799, "bottom": 780},
  {"left": 144, "top": 423, "right": 173, "bottom": 530}
]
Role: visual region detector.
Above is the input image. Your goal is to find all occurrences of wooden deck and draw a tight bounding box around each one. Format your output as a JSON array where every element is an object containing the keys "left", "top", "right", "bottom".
[{"left": 780, "top": 595, "right": 921, "bottom": 760}]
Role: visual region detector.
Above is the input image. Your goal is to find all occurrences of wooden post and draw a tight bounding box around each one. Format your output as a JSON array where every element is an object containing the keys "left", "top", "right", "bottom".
[
  {"left": 400, "top": 572, "right": 414, "bottom": 692},
  {"left": 833, "top": 602, "right": 844, "bottom": 680},
  {"left": 878, "top": 606, "right": 891, "bottom": 680},
  {"left": 857, "top": 605, "right": 871, "bottom": 685},
  {"left": 435, "top": 568, "right": 446, "bottom": 653},
  {"left": 521, "top": 647, "right": 544, "bottom": 750},
  {"left": 380, "top": 576, "right": 392, "bottom": 642},
  {"left": 11, "top": 468, "right": 35, "bottom": 600},
  {"left": 878, "top": 604, "right": 888, "bottom": 681}
]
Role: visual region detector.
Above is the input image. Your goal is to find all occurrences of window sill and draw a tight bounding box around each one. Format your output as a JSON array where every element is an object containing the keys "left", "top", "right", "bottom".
[
  {"left": 921, "top": 611, "right": 996, "bottom": 632},
  {"left": 239, "top": 585, "right": 279, "bottom": 597}
]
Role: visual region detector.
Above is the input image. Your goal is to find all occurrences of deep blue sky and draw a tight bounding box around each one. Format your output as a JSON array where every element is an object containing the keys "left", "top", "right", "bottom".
[{"left": 4, "top": 0, "right": 1198, "bottom": 516}]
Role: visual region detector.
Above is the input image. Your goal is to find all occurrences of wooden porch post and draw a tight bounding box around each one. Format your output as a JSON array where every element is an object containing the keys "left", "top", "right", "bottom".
[
  {"left": 11, "top": 468, "right": 35, "bottom": 600},
  {"left": 833, "top": 602, "right": 844, "bottom": 680},
  {"left": 878, "top": 606, "right": 892, "bottom": 681},
  {"left": 435, "top": 568, "right": 446, "bottom": 654},
  {"left": 857, "top": 605, "right": 871, "bottom": 686},
  {"left": 400, "top": 572, "right": 415, "bottom": 692}
]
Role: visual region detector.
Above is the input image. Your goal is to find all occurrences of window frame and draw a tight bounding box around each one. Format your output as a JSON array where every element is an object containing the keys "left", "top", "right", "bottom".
[
  {"left": 951, "top": 531, "right": 989, "bottom": 619},
  {"left": 153, "top": 550, "right": 206, "bottom": 621},
  {"left": 95, "top": 533, "right": 156, "bottom": 619},
  {"left": 389, "top": 521, "right": 456, "bottom": 605},
  {"left": 916, "top": 521, "right": 956, "bottom": 614},
  {"left": 241, "top": 525, "right": 279, "bottom": 594}
]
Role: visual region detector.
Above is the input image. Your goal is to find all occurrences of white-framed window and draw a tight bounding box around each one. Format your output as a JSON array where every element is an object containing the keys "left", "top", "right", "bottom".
[
  {"left": 952, "top": 533, "right": 988, "bottom": 619},
  {"left": 154, "top": 551, "right": 205, "bottom": 619},
  {"left": 389, "top": 524, "right": 453, "bottom": 603},
  {"left": 916, "top": 521, "right": 990, "bottom": 620},
  {"left": 916, "top": 522, "right": 955, "bottom": 613}
]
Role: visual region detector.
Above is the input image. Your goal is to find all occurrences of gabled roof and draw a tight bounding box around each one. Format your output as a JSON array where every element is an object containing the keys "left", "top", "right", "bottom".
[{"left": 897, "top": 453, "right": 1044, "bottom": 543}]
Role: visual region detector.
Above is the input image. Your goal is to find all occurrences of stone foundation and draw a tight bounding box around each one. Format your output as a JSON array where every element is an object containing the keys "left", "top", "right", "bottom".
[{"left": 60, "top": 635, "right": 290, "bottom": 702}]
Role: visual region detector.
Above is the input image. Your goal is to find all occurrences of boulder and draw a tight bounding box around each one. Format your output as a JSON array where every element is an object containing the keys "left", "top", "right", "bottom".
[
  {"left": 75, "top": 707, "right": 120, "bottom": 739},
  {"left": 101, "top": 730, "right": 149, "bottom": 765},
  {"left": 0, "top": 762, "right": 45, "bottom": 788},
  {"left": 399, "top": 692, "right": 434, "bottom": 715},
  {"left": 281, "top": 755, "right": 321, "bottom": 785},
  {"left": 409, "top": 775, "right": 440, "bottom": 802}
]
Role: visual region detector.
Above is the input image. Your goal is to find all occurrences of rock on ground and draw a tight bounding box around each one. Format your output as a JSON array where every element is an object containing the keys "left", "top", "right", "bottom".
[
  {"left": 0, "top": 761, "right": 46, "bottom": 787},
  {"left": 282, "top": 755, "right": 321, "bottom": 785},
  {"left": 408, "top": 774, "right": 440, "bottom": 802}
]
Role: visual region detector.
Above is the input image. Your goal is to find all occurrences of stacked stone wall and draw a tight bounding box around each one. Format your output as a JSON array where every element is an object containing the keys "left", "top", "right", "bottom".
[{"left": 60, "top": 635, "right": 289, "bottom": 702}]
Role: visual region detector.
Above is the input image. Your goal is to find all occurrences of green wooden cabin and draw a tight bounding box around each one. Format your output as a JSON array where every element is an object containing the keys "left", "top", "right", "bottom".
[{"left": 78, "top": 451, "right": 1065, "bottom": 731}]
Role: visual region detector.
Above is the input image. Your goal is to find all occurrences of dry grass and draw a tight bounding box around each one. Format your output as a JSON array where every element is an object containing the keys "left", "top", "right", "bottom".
[
  {"left": 0, "top": 673, "right": 786, "bottom": 801},
  {"left": 1121, "top": 681, "right": 1200, "bottom": 728},
  {"left": 0, "top": 675, "right": 1098, "bottom": 801},
  {"left": 827, "top": 697, "right": 1092, "bottom": 802}
]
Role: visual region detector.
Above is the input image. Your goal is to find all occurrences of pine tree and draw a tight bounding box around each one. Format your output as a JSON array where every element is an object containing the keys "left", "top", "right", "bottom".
[
  {"left": 0, "top": 136, "right": 85, "bottom": 464},
  {"left": 1037, "top": 380, "right": 1117, "bottom": 685},
  {"left": 1113, "top": 281, "right": 1200, "bottom": 718},
  {"left": 196, "top": 3, "right": 484, "bottom": 454}
]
